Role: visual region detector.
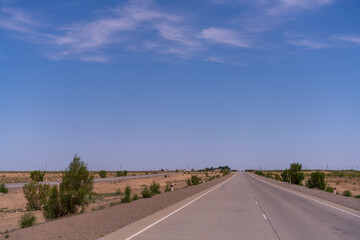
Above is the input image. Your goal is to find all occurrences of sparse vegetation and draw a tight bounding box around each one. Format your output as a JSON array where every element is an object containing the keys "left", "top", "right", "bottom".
[
  {"left": 98, "top": 170, "right": 107, "bottom": 178},
  {"left": 19, "top": 212, "right": 36, "bottom": 228},
  {"left": 149, "top": 181, "right": 161, "bottom": 194},
  {"left": 23, "top": 182, "right": 50, "bottom": 210},
  {"left": 187, "top": 175, "right": 201, "bottom": 186},
  {"left": 121, "top": 186, "right": 132, "bottom": 203},
  {"left": 325, "top": 186, "right": 334, "bottom": 193},
  {"left": 254, "top": 170, "right": 264, "bottom": 176},
  {"left": 354, "top": 195, "right": 360, "bottom": 199},
  {"left": 43, "top": 186, "right": 60, "bottom": 219},
  {"left": 306, "top": 171, "right": 326, "bottom": 190},
  {"left": 141, "top": 187, "right": 152, "bottom": 198},
  {"left": 0, "top": 183, "right": 8, "bottom": 194},
  {"left": 132, "top": 194, "right": 139, "bottom": 201},
  {"left": 116, "top": 170, "right": 128, "bottom": 177},
  {"left": 164, "top": 183, "right": 171, "bottom": 192},
  {"left": 274, "top": 174, "right": 281, "bottom": 181},
  {"left": 342, "top": 190, "right": 352, "bottom": 197},
  {"left": 30, "top": 170, "right": 45, "bottom": 182}
]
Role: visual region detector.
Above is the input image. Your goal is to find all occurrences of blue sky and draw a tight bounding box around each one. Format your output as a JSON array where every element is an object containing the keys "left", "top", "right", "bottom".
[{"left": 1, "top": 0, "right": 359, "bottom": 171}]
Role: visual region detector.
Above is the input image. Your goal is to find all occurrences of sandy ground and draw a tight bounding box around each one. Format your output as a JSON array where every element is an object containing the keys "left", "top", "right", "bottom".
[{"left": 0, "top": 172, "right": 213, "bottom": 233}]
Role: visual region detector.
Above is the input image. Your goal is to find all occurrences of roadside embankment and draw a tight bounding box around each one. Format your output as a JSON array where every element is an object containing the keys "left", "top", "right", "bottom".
[
  {"left": 1, "top": 174, "right": 232, "bottom": 240},
  {"left": 248, "top": 173, "right": 360, "bottom": 211}
]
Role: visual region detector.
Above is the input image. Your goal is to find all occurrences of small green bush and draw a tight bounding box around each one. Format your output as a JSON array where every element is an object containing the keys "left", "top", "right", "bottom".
[
  {"left": 254, "top": 171, "right": 264, "bottom": 176},
  {"left": 23, "top": 182, "right": 50, "bottom": 210},
  {"left": 164, "top": 183, "right": 171, "bottom": 192},
  {"left": 281, "top": 169, "right": 290, "bottom": 182},
  {"left": 20, "top": 212, "right": 36, "bottom": 228},
  {"left": 354, "top": 195, "right": 360, "bottom": 199},
  {"left": 132, "top": 194, "right": 139, "bottom": 201},
  {"left": 98, "top": 170, "right": 107, "bottom": 178},
  {"left": 306, "top": 171, "right": 326, "bottom": 190},
  {"left": 325, "top": 186, "right": 334, "bottom": 193},
  {"left": 149, "top": 181, "right": 161, "bottom": 194},
  {"left": 342, "top": 190, "right": 352, "bottom": 197},
  {"left": 265, "top": 172, "right": 273, "bottom": 178},
  {"left": 43, "top": 186, "right": 61, "bottom": 219},
  {"left": 121, "top": 186, "right": 132, "bottom": 203},
  {"left": 187, "top": 175, "right": 201, "bottom": 186},
  {"left": 30, "top": 171, "right": 45, "bottom": 182},
  {"left": 141, "top": 187, "right": 152, "bottom": 198},
  {"left": 116, "top": 170, "right": 128, "bottom": 177},
  {"left": 289, "top": 163, "right": 304, "bottom": 185},
  {"left": 0, "top": 183, "right": 8, "bottom": 194},
  {"left": 274, "top": 174, "right": 281, "bottom": 181}
]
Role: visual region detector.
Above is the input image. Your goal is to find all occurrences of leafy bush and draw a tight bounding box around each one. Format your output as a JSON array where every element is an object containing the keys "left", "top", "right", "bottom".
[
  {"left": 20, "top": 212, "right": 36, "bottom": 228},
  {"left": 254, "top": 171, "right": 264, "bottom": 176},
  {"left": 265, "top": 172, "right": 273, "bottom": 179},
  {"left": 132, "top": 194, "right": 139, "bottom": 201},
  {"left": 98, "top": 170, "right": 107, "bottom": 178},
  {"left": 43, "top": 186, "right": 61, "bottom": 219},
  {"left": 23, "top": 182, "right": 50, "bottom": 210},
  {"left": 306, "top": 171, "right": 326, "bottom": 190},
  {"left": 342, "top": 190, "right": 352, "bottom": 197},
  {"left": 289, "top": 163, "right": 304, "bottom": 185},
  {"left": 274, "top": 174, "right": 281, "bottom": 181},
  {"left": 354, "top": 195, "right": 360, "bottom": 199},
  {"left": 141, "top": 187, "right": 152, "bottom": 198},
  {"left": 281, "top": 169, "right": 290, "bottom": 182},
  {"left": 149, "top": 181, "right": 161, "bottom": 194},
  {"left": 187, "top": 175, "right": 201, "bottom": 186},
  {"left": 30, "top": 171, "right": 45, "bottom": 182},
  {"left": 0, "top": 183, "right": 8, "bottom": 194},
  {"left": 121, "top": 186, "right": 132, "bottom": 203},
  {"left": 116, "top": 170, "right": 128, "bottom": 177},
  {"left": 164, "top": 183, "right": 172, "bottom": 192},
  {"left": 325, "top": 186, "right": 334, "bottom": 193}
]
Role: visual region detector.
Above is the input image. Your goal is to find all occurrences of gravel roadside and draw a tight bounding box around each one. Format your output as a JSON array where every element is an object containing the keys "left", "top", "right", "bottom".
[
  {"left": 248, "top": 173, "right": 360, "bottom": 211},
  {"left": 2, "top": 174, "right": 231, "bottom": 240}
]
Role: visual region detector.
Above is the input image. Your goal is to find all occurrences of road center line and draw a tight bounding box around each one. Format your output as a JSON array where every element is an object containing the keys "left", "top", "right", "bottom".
[
  {"left": 124, "top": 174, "right": 236, "bottom": 240},
  {"left": 248, "top": 173, "right": 360, "bottom": 219},
  {"left": 262, "top": 213, "right": 267, "bottom": 220}
]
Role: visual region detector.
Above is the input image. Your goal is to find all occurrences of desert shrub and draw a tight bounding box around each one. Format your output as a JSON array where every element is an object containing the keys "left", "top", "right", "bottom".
[
  {"left": 265, "top": 172, "right": 273, "bottom": 179},
  {"left": 116, "top": 170, "right": 128, "bottom": 177},
  {"left": 274, "top": 174, "right": 281, "bottom": 181},
  {"left": 191, "top": 175, "right": 201, "bottom": 185},
  {"left": 132, "top": 194, "right": 139, "bottom": 201},
  {"left": 20, "top": 212, "right": 36, "bottom": 228},
  {"left": 254, "top": 171, "right": 264, "bottom": 176},
  {"left": 354, "top": 195, "right": 360, "bottom": 199},
  {"left": 222, "top": 170, "right": 231, "bottom": 176},
  {"left": 281, "top": 169, "right": 290, "bottom": 182},
  {"left": 141, "top": 187, "right": 152, "bottom": 198},
  {"left": 342, "top": 190, "right": 352, "bottom": 197},
  {"left": 43, "top": 186, "right": 61, "bottom": 219},
  {"left": 289, "top": 163, "right": 304, "bottom": 185},
  {"left": 23, "top": 182, "right": 50, "bottom": 210},
  {"left": 121, "top": 186, "right": 132, "bottom": 203},
  {"left": 306, "top": 171, "right": 326, "bottom": 190},
  {"left": 325, "top": 186, "right": 334, "bottom": 193},
  {"left": 0, "top": 183, "right": 8, "bottom": 194},
  {"left": 149, "top": 181, "right": 161, "bottom": 194},
  {"left": 30, "top": 171, "right": 45, "bottom": 182},
  {"left": 98, "top": 170, "right": 107, "bottom": 178},
  {"left": 164, "top": 183, "right": 171, "bottom": 192}
]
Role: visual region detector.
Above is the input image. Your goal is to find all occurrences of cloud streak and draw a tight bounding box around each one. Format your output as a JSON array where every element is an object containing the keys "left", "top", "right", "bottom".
[{"left": 198, "top": 27, "right": 252, "bottom": 48}]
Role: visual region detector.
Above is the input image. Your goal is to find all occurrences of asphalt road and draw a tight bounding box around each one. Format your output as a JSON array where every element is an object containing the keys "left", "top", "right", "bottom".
[
  {"left": 101, "top": 173, "right": 360, "bottom": 240},
  {"left": 5, "top": 173, "right": 168, "bottom": 189}
]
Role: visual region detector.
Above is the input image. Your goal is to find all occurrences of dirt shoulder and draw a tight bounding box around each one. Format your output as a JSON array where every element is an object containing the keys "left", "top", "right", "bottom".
[
  {"left": 1, "top": 174, "right": 231, "bottom": 240},
  {"left": 249, "top": 173, "right": 360, "bottom": 211}
]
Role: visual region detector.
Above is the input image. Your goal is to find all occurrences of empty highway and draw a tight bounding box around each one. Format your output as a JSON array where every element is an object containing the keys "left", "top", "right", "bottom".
[{"left": 100, "top": 173, "right": 360, "bottom": 240}]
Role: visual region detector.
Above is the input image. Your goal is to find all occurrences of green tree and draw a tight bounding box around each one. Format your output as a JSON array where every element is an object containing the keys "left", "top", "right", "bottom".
[
  {"left": 43, "top": 186, "right": 61, "bottom": 219},
  {"left": 98, "top": 170, "right": 107, "bottom": 178},
  {"left": 23, "top": 182, "right": 50, "bottom": 210},
  {"left": 30, "top": 171, "right": 45, "bottom": 182},
  {"left": 59, "top": 154, "right": 94, "bottom": 215},
  {"left": 289, "top": 163, "right": 304, "bottom": 185},
  {"left": 281, "top": 169, "right": 290, "bottom": 182},
  {"left": 306, "top": 171, "right": 326, "bottom": 190}
]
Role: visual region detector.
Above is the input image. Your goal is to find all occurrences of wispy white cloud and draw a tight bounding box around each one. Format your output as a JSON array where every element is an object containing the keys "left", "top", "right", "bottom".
[
  {"left": 267, "top": 0, "right": 335, "bottom": 16},
  {"left": 285, "top": 33, "right": 332, "bottom": 49},
  {"left": 198, "top": 27, "right": 252, "bottom": 48},
  {"left": 333, "top": 35, "right": 360, "bottom": 45}
]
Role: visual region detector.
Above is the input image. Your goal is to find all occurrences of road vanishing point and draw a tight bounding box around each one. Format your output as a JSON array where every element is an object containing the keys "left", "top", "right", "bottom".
[{"left": 100, "top": 173, "right": 360, "bottom": 240}]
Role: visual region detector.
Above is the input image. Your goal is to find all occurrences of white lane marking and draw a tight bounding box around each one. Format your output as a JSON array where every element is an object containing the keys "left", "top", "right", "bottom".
[
  {"left": 256, "top": 201, "right": 258, "bottom": 205},
  {"left": 262, "top": 213, "right": 267, "bottom": 220},
  {"left": 248, "top": 174, "right": 360, "bottom": 219},
  {"left": 124, "top": 174, "right": 236, "bottom": 240}
]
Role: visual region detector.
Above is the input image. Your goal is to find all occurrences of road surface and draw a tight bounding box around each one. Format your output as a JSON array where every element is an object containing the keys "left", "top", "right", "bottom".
[
  {"left": 100, "top": 173, "right": 360, "bottom": 240},
  {"left": 5, "top": 173, "right": 169, "bottom": 189}
]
